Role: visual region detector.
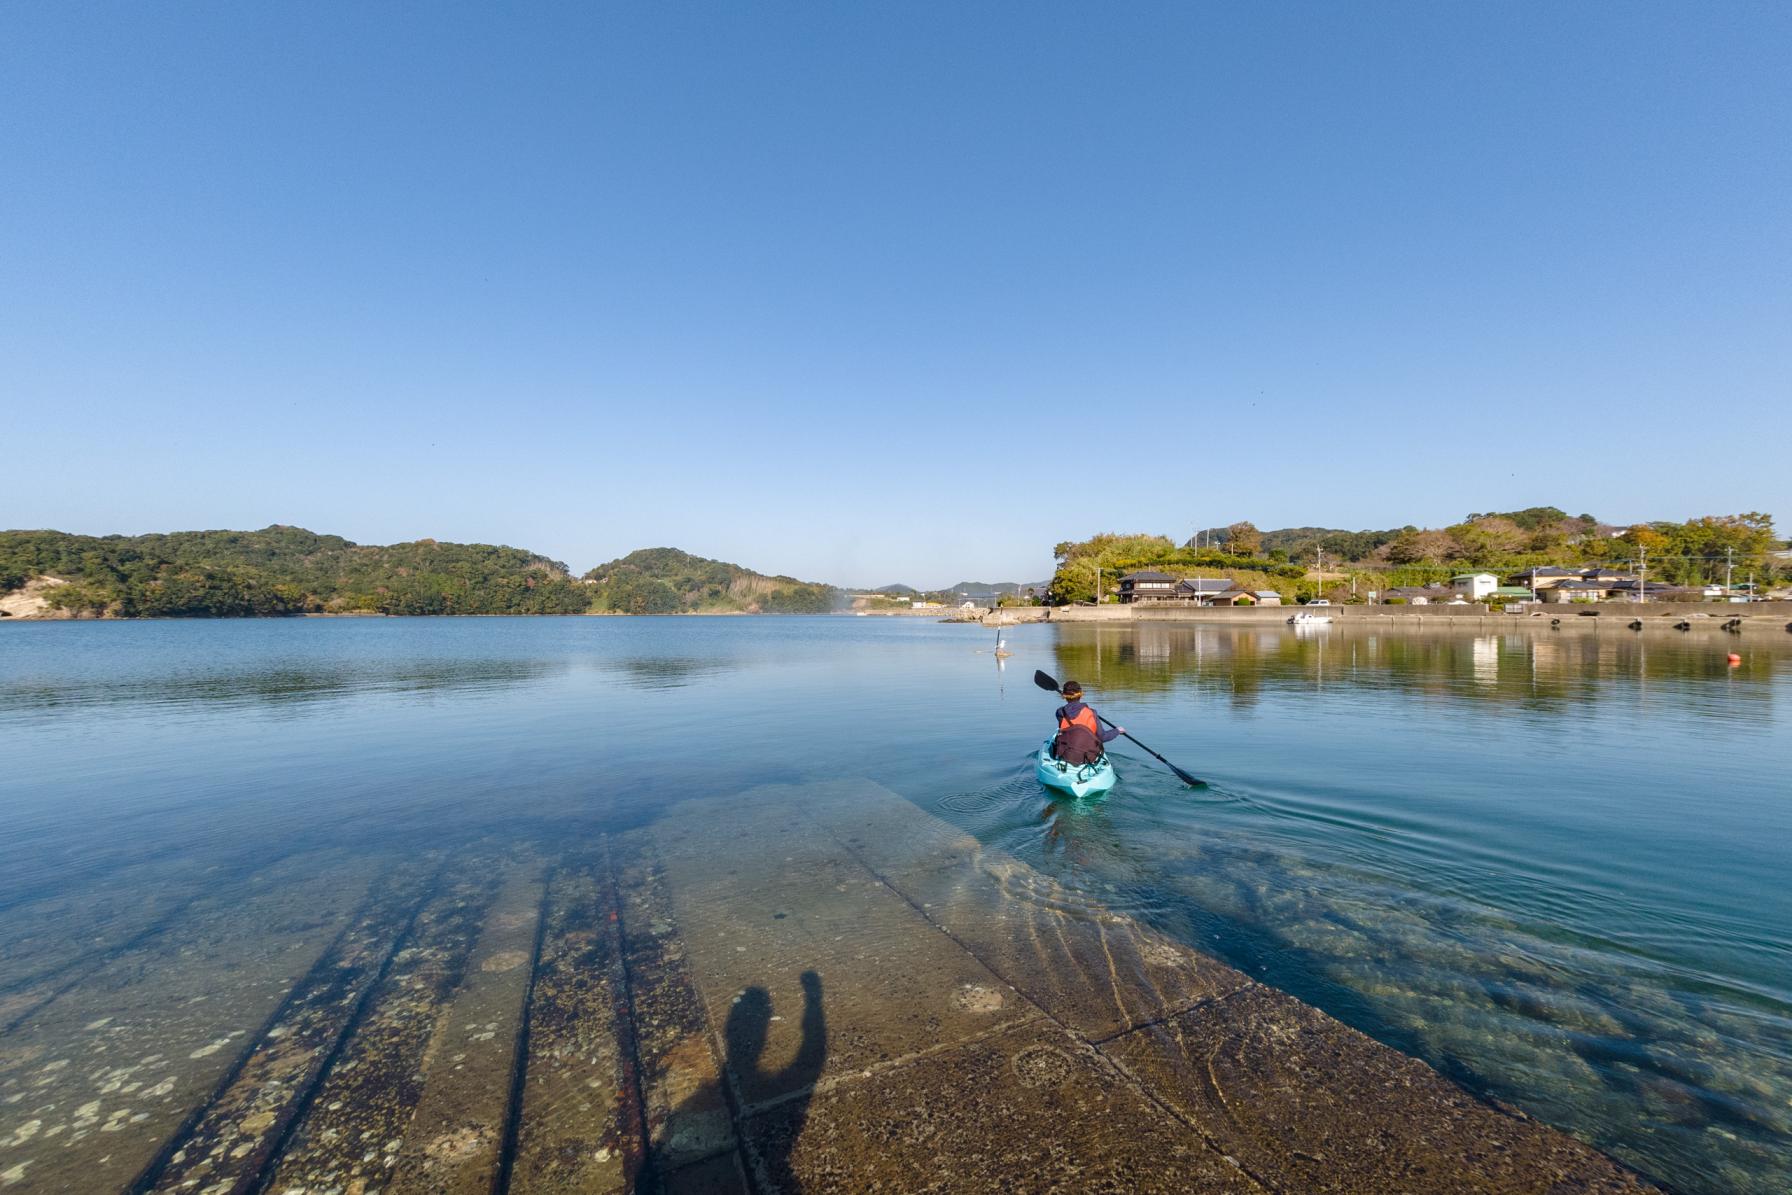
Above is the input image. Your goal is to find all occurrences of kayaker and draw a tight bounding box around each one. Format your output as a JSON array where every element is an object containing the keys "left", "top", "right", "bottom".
[{"left": 1053, "top": 681, "right": 1123, "bottom": 764}]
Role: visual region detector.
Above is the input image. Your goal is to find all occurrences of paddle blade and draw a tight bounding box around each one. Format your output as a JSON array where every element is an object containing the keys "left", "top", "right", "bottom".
[
  {"left": 1032, "top": 670, "right": 1061, "bottom": 693},
  {"left": 1168, "top": 764, "right": 1207, "bottom": 789}
]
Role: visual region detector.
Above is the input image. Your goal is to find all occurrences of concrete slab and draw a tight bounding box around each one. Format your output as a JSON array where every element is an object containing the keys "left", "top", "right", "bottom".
[
  {"left": 611, "top": 835, "right": 736, "bottom": 1172},
  {"left": 1103, "top": 984, "right": 1656, "bottom": 1194},
  {"left": 259, "top": 857, "right": 507, "bottom": 1194},
  {"left": 659, "top": 1148, "right": 752, "bottom": 1194},
  {"left": 649, "top": 801, "right": 872, "bottom": 912},
  {"left": 649, "top": 800, "right": 1038, "bottom": 1113},
  {"left": 137, "top": 859, "right": 438, "bottom": 1193},
  {"left": 0, "top": 778, "right": 1664, "bottom": 1193},
  {"left": 789, "top": 780, "right": 987, "bottom": 878},
  {"left": 385, "top": 863, "right": 544, "bottom": 1194},
  {"left": 739, "top": 1019, "right": 1266, "bottom": 1194},
  {"left": 507, "top": 854, "right": 638, "bottom": 1195},
  {"left": 802, "top": 781, "right": 1253, "bottom": 1039}
]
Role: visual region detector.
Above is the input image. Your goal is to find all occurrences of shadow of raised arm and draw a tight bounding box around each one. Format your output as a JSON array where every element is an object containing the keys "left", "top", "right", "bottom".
[{"left": 774, "top": 970, "right": 827, "bottom": 1094}]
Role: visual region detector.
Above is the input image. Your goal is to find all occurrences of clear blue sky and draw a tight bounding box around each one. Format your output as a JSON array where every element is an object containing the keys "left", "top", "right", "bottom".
[{"left": 3, "top": 4, "right": 1787, "bottom": 587}]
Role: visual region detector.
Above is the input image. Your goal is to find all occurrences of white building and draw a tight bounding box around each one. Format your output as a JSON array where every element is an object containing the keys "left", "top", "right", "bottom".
[{"left": 1451, "top": 573, "right": 1498, "bottom": 601}]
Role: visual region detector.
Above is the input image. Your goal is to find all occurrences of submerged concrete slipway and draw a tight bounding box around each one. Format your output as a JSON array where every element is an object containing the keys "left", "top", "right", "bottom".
[
  {"left": 0, "top": 783, "right": 1651, "bottom": 1194},
  {"left": 3, "top": 617, "right": 1788, "bottom": 1192}
]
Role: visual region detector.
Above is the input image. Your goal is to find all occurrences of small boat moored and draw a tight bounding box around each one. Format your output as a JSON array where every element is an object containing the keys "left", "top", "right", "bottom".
[
  {"left": 1288, "top": 611, "right": 1332, "bottom": 626},
  {"left": 1035, "top": 738, "right": 1117, "bottom": 799}
]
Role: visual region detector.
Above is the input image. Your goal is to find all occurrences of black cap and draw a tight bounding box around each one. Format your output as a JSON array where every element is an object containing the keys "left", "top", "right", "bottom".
[{"left": 1061, "top": 680, "right": 1083, "bottom": 697}]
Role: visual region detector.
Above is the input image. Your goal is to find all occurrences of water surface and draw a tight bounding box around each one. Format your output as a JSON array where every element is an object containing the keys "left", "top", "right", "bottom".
[{"left": 1, "top": 616, "right": 1788, "bottom": 1192}]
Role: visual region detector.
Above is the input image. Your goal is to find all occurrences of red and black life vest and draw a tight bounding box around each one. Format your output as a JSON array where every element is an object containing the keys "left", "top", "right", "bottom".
[{"left": 1054, "top": 704, "right": 1103, "bottom": 764}]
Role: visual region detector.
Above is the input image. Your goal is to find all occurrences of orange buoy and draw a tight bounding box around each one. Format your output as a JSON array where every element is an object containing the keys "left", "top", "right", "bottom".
[{"left": 1727, "top": 653, "right": 1742, "bottom": 665}]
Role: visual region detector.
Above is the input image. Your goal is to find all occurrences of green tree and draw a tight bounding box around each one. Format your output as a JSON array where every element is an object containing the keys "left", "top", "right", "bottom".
[{"left": 1225, "top": 521, "right": 1263, "bottom": 556}]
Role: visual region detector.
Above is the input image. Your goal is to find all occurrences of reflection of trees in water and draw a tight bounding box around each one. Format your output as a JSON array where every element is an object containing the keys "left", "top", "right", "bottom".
[
  {"left": 0, "top": 659, "right": 560, "bottom": 714},
  {"left": 611, "top": 657, "right": 738, "bottom": 690},
  {"left": 1051, "top": 625, "right": 1781, "bottom": 718},
  {"left": 1054, "top": 626, "right": 1273, "bottom": 710}
]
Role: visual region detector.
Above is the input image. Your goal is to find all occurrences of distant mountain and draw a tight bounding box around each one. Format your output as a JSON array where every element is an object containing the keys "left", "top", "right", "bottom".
[
  {"left": 946, "top": 580, "right": 1048, "bottom": 595},
  {"left": 872, "top": 580, "right": 1049, "bottom": 599},
  {"left": 583, "top": 547, "right": 839, "bottom": 614},
  {"left": 0, "top": 525, "right": 591, "bottom": 617},
  {"left": 0, "top": 529, "right": 848, "bottom": 619}
]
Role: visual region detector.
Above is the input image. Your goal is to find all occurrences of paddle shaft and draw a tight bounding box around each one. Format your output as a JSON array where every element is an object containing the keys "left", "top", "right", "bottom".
[{"left": 1082, "top": 716, "right": 1197, "bottom": 788}]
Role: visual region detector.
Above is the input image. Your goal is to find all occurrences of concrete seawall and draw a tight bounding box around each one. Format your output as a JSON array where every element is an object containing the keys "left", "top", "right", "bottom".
[{"left": 984, "top": 601, "right": 1792, "bottom": 637}]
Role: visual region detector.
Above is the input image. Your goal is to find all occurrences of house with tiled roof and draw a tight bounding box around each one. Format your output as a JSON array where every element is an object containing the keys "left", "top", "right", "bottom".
[{"left": 1117, "top": 571, "right": 1178, "bottom": 602}]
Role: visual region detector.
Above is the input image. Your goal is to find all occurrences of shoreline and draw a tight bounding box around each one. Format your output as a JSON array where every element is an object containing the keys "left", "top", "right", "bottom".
[
  {"left": 978, "top": 600, "right": 1792, "bottom": 637},
  {"left": 7, "top": 601, "right": 1790, "bottom": 638}
]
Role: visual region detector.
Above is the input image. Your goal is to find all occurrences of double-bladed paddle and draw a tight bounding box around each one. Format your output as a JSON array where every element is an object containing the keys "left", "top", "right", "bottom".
[{"left": 1034, "top": 669, "right": 1205, "bottom": 788}]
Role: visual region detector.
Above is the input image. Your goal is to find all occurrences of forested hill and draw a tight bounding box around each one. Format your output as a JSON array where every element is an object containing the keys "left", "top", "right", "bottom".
[
  {"left": 583, "top": 547, "right": 839, "bottom": 614},
  {"left": 0, "top": 526, "right": 592, "bottom": 617}
]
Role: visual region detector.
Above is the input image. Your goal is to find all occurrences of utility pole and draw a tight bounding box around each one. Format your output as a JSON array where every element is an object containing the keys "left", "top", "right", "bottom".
[
  {"left": 1639, "top": 545, "right": 1647, "bottom": 605},
  {"left": 1726, "top": 547, "right": 1734, "bottom": 596},
  {"left": 1093, "top": 565, "right": 1101, "bottom": 605}
]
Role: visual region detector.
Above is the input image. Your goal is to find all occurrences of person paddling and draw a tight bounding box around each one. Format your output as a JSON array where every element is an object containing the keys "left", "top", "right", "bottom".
[{"left": 1052, "top": 680, "right": 1123, "bottom": 764}]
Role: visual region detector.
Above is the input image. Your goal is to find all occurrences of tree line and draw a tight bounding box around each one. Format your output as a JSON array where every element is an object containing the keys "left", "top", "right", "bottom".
[
  {"left": 1048, "top": 533, "right": 1307, "bottom": 605},
  {"left": 1, "top": 529, "right": 850, "bottom": 618},
  {"left": 2, "top": 526, "right": 596, "bottom": 618},
  {"left": 582, "top": 547, "right": 839, "bottom": 614},
  {"left": 1052, "top": 508, "right": 1782, "bottom": 603}
]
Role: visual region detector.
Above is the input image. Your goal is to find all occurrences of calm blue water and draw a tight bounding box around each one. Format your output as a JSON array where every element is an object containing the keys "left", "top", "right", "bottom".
[{"left": 2, "top": 615, "right": 1789, "bottom": 1192}]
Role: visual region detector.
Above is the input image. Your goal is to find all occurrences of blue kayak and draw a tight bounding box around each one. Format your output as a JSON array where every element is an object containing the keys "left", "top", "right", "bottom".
[{"left": 1035, "top": 738, "right": 1117, "bottom": 799}]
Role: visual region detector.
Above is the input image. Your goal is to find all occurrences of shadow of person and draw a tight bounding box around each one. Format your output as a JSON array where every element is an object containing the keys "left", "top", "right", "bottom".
[
  {"left": 725, "top": 970, "right": 826, "bottom": 1192},
  {"left": 645, "top": 971, "right": 826, "bottom": 1194}
]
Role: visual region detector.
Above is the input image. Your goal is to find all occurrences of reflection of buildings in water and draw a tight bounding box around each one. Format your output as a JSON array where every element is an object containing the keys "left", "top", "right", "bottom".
[
  {"left": 1472, "top": 637, "right": 1499, "bottom": 686},
  {"left": 1051, "top": 623, "right": 1779, "bottom": 719},
  {"left": 1530, "top": 638, "right": 1566, "bottom": 685},
  {"left": 1133, "top": 624, "right": 1174, "bottom": 665},
  {"left": 1593, "top": 636, "right": 1626, "bottom": 677}
]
